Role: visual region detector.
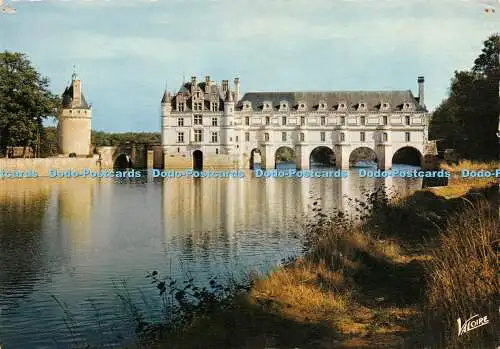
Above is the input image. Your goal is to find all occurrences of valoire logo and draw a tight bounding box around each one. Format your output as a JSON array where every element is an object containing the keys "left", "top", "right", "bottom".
[{"left": 457, "top": 314, "right": 489, "bottom": 336}]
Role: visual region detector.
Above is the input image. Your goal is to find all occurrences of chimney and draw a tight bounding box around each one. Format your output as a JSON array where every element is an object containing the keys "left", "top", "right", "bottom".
[
  {"left": 222, "top": 80, "right": 229, "bottom": 92},
  {"left": 191, "top": 76, "right": 197, "bottom": 88},
  {"left": 417, "top": 76, "right": 424, "bottom": 107},
  {"left": 205, "top": 75, "right": 211, "bottom": 94},
  {"left": 234, "top": 77, "right": 240, "bottom": 102}
]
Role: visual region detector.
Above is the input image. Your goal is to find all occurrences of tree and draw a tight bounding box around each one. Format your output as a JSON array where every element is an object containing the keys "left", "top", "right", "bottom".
[
  {"left": 429, "top": 34, "right": 499, "bottom": 160},
  {"left": 0, "top": 51, "right": 60, "bottom": 156}
]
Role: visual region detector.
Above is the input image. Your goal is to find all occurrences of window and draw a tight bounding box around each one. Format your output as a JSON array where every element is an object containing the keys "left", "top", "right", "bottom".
[
  {"left": 360, "top": 132, "right": 365, "bottom": 142},
  {"left": 215, "top": 148, "right": 219, "bottom": 154},
  {"left": 360, "top": 116, "right": 366, "bottom": 125},
  {"left": 177, "top": 147, "right": 180, "bottom": 153},
  {"left": 383, "top": 116, "right": 388, "bottom": 125},
  {"left": 211, "top": 102, "right": 218, "bottom": 111},
  {"left": 177, "top": 132, "right": 184, "bottom": 143},
  {"left": 265, "top": 116, "right": 270, "bottom": 125},
  {"left": 178, "top": 103, "right": 185, "bottom": 112},
  {"left": 245, "top": 117, "right": 250, "bottom": 126},
  {"left": 211, "top": 131, "right": 218, "bottom": 143},
  {"left": 282, "top": 132, "right": 287, "bottom": 141},
  {"left": 300, "top": 116, "right": 305, "bottom": 125},
  {"left": 383, "top": 132, "right": 388, "bottom": 142},
  {"left": 245, "top": 132, "right": 250, "bottom": 141},
  {"left": 340, "top": 133, "right": 345, "bottom": 142},
  {"left": 235, "top": 136, "right": 239, "bottom": 142},
  {"left": 211, "top": 117, "right": 217, "bottom": 126},
  {"left": 282, "top": 116, "right": 287, "bottom": 125},
  {"left": 320, "top": 132, "right": 326, "bottom": 142},
  {"left": 197, "top": 102, "right": 203, "bottom": 111},
  {"left": 264, "top": 133, "right": 269, "bottom": 141},
  {"left": 300, "top": 132, "right": 305, "bottom": 141},
  {"left": 340, "top": 116, "right": 345, "bottom": 125},
  {"left": 320, "top": 116, "right": 325, "bottom": 126},
  {"left": 194, "top": 130, "right": 202, "bottom": 142},
  {"left": 177, "top": 118, "right": 184, "bottom": 126},
  {"left": 405, "top": 132, "right": 410, "bottom": 142},
  {"left": 194, "top": 115, "right": 202, "bottom": 125},
  {"left": 405, "top": 116, "right": 410, "bottom": 125}
]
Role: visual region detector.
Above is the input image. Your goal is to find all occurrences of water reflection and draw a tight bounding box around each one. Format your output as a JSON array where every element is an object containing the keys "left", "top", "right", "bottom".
[
  {"left": 0, "top": 180, "right": 50, "bottom": 301},
  {"left": 0, "top": 172, "right": 422, "bottom": 349}
]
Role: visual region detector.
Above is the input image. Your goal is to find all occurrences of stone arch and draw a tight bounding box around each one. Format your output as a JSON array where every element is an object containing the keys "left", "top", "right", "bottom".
[
  {"left": 309, "top": 146, "right": 336, "bottom": 168},
  {"left": 193, "top": 150, "right": 203, "bottom": 171},
  {"left": 275, "top": 146, "right": 295, "bottom": 169},
  {"left": 114, "top": 153, "right": 132, "bottom": 169},
  {"left": 392, "top": 146, "right": 422, "bottom": 167},
  {"left": 249, "top": 148, "right": 262, "bottom": 170},
  {"left": 349, "top": 147, "right": 377, "bottom": 168}
]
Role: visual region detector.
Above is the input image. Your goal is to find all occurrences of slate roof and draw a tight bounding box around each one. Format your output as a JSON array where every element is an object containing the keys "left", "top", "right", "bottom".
[
  {"left": 236, "top": 91, "right": 427, "bottom": 112},
  {"left": 169, "top": 82, "right": 229, "bottom": 111},
  {"left": 61, "top": 84, "right": 90, "bottom": 109}
]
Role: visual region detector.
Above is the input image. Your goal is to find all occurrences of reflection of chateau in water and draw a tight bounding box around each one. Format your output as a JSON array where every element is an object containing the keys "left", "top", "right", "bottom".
[
  {"left": 57, "top": 180, "right": 94, "bottom": 249},
  {"left": 161, "top": 173, "right": 423, "bottom": 258}
]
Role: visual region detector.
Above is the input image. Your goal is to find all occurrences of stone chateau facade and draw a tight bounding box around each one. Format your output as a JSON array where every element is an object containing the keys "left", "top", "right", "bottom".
[{"left": 161, "top": 75, "right": 430, "bottom": 170}]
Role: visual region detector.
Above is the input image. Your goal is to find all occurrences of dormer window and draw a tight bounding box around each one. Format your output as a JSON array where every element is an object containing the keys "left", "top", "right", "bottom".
[
  {"left": 297, "top": 102, "right": 306, "bottom": 111},
  {"left": 262, "top": 102, "right": 272, "bottom": 110},
  {"left": 337, "top": 103, "right": 347, "bottom": 111},
  {"left": 381, "top": 102, "right": 390, "bottom": 110},
  {"left": 358, "top": 102, "right": 367, "bottom": 111},
  {"left": 318, "top": 101, "right": 327, "bottom": 110},
  {"left": 402, "top": 103, "right": 412, "bottom": 110},
  {"left": 280, "top": 101, "right": 288, "bottom": 111},
  {"left": 243, "top": 101, "right": 252, "bottom": 110}
]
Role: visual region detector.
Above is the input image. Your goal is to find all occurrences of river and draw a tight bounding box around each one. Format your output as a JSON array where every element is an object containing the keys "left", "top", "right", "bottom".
[{"left": 0, "top": 167, "right": 422, "bottom": 349}]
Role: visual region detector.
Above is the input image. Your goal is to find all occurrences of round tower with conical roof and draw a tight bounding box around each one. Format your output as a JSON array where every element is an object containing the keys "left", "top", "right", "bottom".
[{"left": 57, "top": 70, "right": 92, "bottom": 156}]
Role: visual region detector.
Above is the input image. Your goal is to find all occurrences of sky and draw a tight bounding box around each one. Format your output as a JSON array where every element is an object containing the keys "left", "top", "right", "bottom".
[{"left": 0, "top": 0, "right": 499, "bottom": 132}]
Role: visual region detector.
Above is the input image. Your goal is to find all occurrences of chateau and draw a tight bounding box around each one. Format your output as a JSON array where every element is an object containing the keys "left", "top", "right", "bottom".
[{"left": 161, "top": 76, "right": 430, "bottom": 170}]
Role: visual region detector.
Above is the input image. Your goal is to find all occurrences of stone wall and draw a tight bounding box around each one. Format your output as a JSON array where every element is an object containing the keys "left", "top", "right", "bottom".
[
  {"left": 164, "top": 154, "right": 239, "bottom": 169},
  {"left": 0, "top": 156, "right": 115, "bottom": 176}
]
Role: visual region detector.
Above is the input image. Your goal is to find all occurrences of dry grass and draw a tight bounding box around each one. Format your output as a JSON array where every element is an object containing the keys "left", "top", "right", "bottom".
[
  {"left": 440, "top": 160, "right": 500, "bottom": 173},
  {"left": 425, "top": 199, "right": 499, "bottom": 347},
  {"left": 135, "top": 180, "right": 499, "bottom": 349},
  {"left": 428, "top": 176, "right": 497, "bottom": 199}
]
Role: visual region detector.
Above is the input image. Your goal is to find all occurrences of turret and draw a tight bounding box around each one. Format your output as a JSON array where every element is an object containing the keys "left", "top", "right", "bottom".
[
  {"left": 221, "top": 88, "right": 235, "bottom": 154},
  {"left": 57, "top": 69, "right": 92, "bottom": 156},
  {"left": 161, "top": 89, "right": 172, "bottom": 149},
  {"left": 161, "top": 90, "right": 172, "bottom": 116}
]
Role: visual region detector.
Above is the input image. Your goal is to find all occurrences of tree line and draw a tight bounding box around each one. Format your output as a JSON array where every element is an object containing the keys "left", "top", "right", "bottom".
[{"left": 429, "top": 34, "right": 500, "bottom": 161}]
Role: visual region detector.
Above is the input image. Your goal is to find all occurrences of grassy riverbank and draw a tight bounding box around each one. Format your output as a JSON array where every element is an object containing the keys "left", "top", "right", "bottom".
[{"left": 126, "top": 164, "right": 498, "bottom": 349}]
